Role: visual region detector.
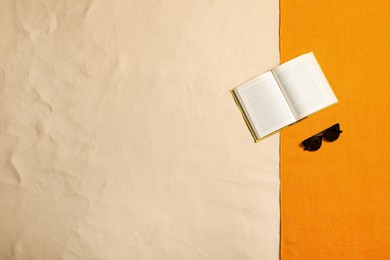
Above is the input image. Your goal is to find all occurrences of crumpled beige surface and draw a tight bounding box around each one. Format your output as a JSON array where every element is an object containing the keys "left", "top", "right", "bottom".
[{"left": 0, "top": 0, "right": 280, "bottom": 259}]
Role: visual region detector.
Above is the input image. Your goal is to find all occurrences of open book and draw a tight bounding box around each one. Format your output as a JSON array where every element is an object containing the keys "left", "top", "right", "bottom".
[{"left": 231, "top": 52, "right": 338, "bottom": 142}]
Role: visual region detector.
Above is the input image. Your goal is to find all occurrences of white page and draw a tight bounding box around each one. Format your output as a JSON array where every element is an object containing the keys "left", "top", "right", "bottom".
[
  {"left": 272, "top": 52, "right": 338, "bottom": 119},
  {"left": 235, "top": 72, "right": 296, "bottom": 138}
]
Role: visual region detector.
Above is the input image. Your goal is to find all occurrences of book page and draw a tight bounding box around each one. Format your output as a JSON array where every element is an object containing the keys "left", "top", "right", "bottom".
[
  {"left": 272, "top": 52, "right": 338, "bottom": 119},
  {"left": 235, "top": 72, "right": 296, "bottom": 138}
]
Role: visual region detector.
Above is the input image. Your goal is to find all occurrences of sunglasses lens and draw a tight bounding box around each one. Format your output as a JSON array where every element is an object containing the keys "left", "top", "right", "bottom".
[
  {"left": 324, "top": 130, "right": 340, "bottom": 142},
  {"left": 304, "top": 136, "right": 322, "bottom": 151}
]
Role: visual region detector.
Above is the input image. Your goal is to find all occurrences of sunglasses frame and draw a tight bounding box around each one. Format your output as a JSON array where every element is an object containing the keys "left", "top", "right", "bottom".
[{"left": 302, "top": 123, "right": 343, "bottom": 151}]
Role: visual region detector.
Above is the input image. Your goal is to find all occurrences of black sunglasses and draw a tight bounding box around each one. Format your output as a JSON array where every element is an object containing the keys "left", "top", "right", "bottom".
[{"left": 302, "top": 123, "right": 343, "bottom": 151}]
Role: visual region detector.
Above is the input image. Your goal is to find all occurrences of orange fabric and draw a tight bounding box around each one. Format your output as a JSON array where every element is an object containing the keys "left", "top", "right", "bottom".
[{"left": 280, "top": 1, "right": 390, "bottom": 259}]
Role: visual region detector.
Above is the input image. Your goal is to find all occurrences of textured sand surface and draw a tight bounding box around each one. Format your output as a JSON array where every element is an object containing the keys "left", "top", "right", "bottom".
[{"left": 0, "top": 1, "right": 280, "bottom": 259}]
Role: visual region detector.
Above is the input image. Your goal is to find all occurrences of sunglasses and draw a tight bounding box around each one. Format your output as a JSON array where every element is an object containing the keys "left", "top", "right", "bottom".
[{"left": 302, "top": 123, "right": 343, "bottom": 151}]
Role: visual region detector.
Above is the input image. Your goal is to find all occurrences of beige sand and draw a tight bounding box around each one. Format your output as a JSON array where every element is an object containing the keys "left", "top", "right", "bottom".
[{"left": 0, "top": 0, "right": 280, "bottom": 259}]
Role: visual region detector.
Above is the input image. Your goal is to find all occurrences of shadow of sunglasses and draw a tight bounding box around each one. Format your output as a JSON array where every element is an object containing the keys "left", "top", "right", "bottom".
[{"left": 302, "top": 123, "right": 343, "bottom": 151}]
